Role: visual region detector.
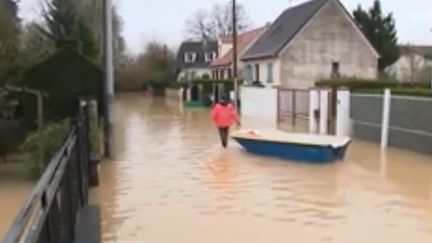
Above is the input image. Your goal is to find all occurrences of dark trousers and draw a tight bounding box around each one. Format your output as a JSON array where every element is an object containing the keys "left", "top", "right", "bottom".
[{"left": 218, "top": 127, "right": 229, "bottom": 148}]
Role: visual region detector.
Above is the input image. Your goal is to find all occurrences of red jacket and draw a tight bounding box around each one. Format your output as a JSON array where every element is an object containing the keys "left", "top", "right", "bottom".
[{"left": 211, "top": 103, "right": 239, "bottom": 128}]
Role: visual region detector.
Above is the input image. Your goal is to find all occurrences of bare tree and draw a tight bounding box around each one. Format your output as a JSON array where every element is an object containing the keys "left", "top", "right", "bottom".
[{"left": 185, "top": 2, "right": 250, "bottom": 41}]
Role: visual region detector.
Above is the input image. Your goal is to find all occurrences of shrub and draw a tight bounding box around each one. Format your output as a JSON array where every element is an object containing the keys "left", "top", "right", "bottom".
[
  {"left": 20, "top": 120, "right": 70, "bottom": 179},
  {"left": 355, "top": 88, "right": 432, "bottom": 97},
  {"left": 316, "top": 78, "right": 399, "bottom": 90}
]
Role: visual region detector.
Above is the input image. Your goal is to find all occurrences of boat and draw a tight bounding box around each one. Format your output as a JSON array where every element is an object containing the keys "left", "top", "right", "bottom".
[{"left": 231, "top": 129, "right": 351, "bottom": 163}]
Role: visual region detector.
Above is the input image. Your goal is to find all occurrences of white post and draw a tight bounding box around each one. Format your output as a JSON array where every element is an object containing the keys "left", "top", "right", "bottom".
[
  {"left": 103, "top": 0, "right": 115, "bottom": 158},
  {"left": 381, "top": 89, "right": 391, "bottom": 148},
  {"left": 309, "top": 89, "right": 319, "bottom": 133},
  {"left": 319, "top": 89, "right": 329, "bottom": 135},
  {"left": 187, "top": 88, "right": 191, "bottom": 102},
  {"left": 336, "top": 88, "right": 351, "bottom": 137}
]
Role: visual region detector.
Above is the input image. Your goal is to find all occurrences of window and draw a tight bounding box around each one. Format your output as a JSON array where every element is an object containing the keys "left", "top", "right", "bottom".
[
  {"left": 267, "top": 63, "right": 274, "bottom": 83},
  {"left": 205, "top": 52, "right": 217, "bottom": 62},
  {"left": 227, "top": 68, "right": 232, "bottom": 79},
  {"left": 244, "top": 65, "right": 253, "bottom": 83},
  {"left": 184, "top": 52, "right": 197, "bottom": 63},
  {"left": 331, "top": 62, "right": 340, "bottom": 78}
]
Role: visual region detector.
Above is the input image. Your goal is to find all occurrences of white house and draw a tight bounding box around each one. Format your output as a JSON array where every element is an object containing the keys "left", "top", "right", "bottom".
[
  {"left": 176, "top": 41, "right": 218, "bottom": 81},
  {"left": 387, "top": 45, "right": 432, "bottom": 82},
  {"left": 210, "top": 26, "right": 268, "bottom": 80},
  {"left": 241, "top": 0, "right": 379, "bottom": 88}
]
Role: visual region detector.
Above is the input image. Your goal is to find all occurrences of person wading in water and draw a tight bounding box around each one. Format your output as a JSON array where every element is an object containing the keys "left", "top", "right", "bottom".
[{"left": 211, "top": 94, "right": 241, "bottom": 148}]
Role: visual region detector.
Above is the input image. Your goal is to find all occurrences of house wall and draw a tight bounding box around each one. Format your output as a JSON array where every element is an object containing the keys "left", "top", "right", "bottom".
[
  {"left": 279, "top": 0, "right": 378, "bottom": 88},
  {"left": 218, "top": 40, "right": 232, "bottom": 58},
  {"left": 386, "top": 54, "right": 431, "bottom": 82},
  {"left": 177, "top": 68, "right": 212, "bottom": 81}
]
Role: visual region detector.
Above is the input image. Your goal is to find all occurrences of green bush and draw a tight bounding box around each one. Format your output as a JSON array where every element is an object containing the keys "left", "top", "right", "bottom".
[
  {"left": 20, "top": 120, "right": 70, "bottom": 179},
  {"left": 355, "top": 88, "right": 432, "bottom": 97},
  {"left": 316, "top": 78, "right": 399, "bottom": 90}
]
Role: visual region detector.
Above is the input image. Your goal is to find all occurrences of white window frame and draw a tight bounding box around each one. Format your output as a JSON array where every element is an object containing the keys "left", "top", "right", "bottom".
[
  {"left": 205, "top": 52, "right": 217, "bottom": 62},
  {"left": 184, "top": 52, "right": 197, "bottom": 63}
]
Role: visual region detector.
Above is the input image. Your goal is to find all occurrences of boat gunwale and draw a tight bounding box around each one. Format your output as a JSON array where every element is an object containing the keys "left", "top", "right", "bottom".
[{"left": 231, "top": 134, "right": 351, "bottom": 149}]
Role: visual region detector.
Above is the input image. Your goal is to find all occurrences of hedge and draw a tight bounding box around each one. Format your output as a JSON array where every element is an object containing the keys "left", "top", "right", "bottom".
[
  {"left": 316, "top": 78, "right": 432, "bottom": 97},
  {"left": 168, "top": 79, "right": 235, "bottom": 92},
  {"left": 355, "top": 88, "right": 432, "bottom": 97},
  {"left": 316, "top": 78, "right": 399, "bottom": 90},
  {"left": 316, "top": 78, "right": 429, "bottom": 91}
]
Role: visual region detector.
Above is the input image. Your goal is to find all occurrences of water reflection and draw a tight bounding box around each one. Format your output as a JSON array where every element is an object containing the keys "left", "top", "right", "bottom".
[{"left": 98, "top": 94, "right": 432, "bottom": 243}]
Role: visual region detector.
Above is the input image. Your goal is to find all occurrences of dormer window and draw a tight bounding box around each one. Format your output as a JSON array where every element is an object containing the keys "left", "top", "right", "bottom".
[
  {"left": 185, "top": 52, "right": 196, "bottom": 63},
  {"left": 205, "top": 52, "right": 217, "bottom": 62}
]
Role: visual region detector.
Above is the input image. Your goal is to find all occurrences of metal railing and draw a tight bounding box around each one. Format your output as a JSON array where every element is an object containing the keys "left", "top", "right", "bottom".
[{"left": 2, "top": 103, "right": 94, "bottom": 243}]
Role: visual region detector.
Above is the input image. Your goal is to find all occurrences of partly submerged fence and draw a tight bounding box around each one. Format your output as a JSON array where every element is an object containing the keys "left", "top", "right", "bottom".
[
  {"left": 351, "top": 91, "right": 432, "bottom": 154},
  {"left": 2, "top": 102, "right": 98, "bottom": 243}
]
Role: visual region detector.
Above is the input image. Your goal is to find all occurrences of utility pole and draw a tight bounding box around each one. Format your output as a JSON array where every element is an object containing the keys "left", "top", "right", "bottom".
[
  {"left": 103, "top": 0, "right": 115, "bottom": 158},
  {"left": 232, "top": 0, "right": 239, "bottom": 114}
]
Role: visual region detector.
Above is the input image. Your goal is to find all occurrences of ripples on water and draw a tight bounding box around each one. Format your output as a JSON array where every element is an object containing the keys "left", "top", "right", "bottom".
[{"left": 97, "top": 94, "right": 432, "bottom": 243}]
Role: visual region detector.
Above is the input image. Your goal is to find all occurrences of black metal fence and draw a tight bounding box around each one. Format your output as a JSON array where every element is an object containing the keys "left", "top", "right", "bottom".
[{"left": 2, "top": 102, "right": 95, "bottom": 243}]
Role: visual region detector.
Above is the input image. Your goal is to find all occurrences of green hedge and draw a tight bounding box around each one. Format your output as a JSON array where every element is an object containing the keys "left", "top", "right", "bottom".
[
  {"left": 355, "top": 88, "right": 432, "bottom": 97},
  {"left": 316, "top": 78, "right": 432, "bottom": 97},
  {"left": 316, "top": 78, "right": 429, "bottom": 91},
  {"left": 316, "top": 78, "right": 399, "bottom": 90}
]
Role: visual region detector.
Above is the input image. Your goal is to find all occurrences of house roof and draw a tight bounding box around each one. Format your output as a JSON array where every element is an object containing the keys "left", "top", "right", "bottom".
[
  {"left": 176, "top": 41, "right": 218, "bottom": 69},
  {"left": 242, "top": 0, "right": 328, "bottom": 60},
  {"left": 210, "top": 27, "right": 268, "bottom": 68},
  {"left": 220, "top": 35, "right": 233, "bottom": 44},
  {"left": 399, "top": 45, "right": 432, "bottom": 59}
]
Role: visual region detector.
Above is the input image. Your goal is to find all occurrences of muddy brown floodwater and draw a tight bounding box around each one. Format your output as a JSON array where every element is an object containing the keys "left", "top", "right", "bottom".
[
  {"left": 96, "top": 94, "right": 432, "bottom": 243},
  {"left": 0, "top": 169, "right": 32, "bottom": 238}
]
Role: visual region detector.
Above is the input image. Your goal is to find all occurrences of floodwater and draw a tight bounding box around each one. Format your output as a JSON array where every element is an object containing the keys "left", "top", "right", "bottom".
[
  {"left": 97, "top": 94, "right": 432, "bottom": 243},
  {"left": 0, "top": 164, "right": 32, "bottom": 237}
]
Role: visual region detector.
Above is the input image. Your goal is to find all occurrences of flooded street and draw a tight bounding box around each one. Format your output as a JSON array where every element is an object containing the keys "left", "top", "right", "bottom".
[
  {"left": 0, "top": 163, "right": 32, "bottom": 237},
  {"left": 98, "top": 93, "right": 432, "bottom": 243}
]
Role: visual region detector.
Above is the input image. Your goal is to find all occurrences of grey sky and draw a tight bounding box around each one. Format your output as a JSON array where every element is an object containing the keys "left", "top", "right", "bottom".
[{"left": 19, "top": 0, "right": 432, "bottom": 54}]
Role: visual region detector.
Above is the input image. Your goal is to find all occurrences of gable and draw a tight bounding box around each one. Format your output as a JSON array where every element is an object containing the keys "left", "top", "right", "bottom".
[
  {"left": 280, "top": 0, "right": 379, "bottom": 58},
  {"left": 176, "top": 41, "right": 218, "bottom": 69},
  {"left": 241, "top": 0, "right": 327, "bottom": 61}
]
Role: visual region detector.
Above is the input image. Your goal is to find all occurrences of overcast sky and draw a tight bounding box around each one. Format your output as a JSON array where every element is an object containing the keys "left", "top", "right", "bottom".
[{"left": 19, "top": 0, "right": 432, "bottom": 54}]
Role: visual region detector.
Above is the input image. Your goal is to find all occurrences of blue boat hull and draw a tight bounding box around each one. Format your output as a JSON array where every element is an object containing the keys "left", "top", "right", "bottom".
[{"left": 233, "top": 137, "right": 349, "bottom": 163}]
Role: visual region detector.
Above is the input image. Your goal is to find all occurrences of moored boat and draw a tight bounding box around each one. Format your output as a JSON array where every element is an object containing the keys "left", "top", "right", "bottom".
[{"left": 231, "top": 130, "right": 351, "bottom": 163}]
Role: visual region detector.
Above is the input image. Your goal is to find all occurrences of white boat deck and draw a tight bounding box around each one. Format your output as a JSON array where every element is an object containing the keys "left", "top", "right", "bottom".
[{"left": 232, "top": 129, "right": 351, "bottom": 148}]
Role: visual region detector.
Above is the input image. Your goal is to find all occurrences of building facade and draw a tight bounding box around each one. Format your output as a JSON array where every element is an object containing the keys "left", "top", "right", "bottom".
[
  {"left": 241, "top": 0, "right": 379, "bottom": 88},
  {"left": 176, "top": 41, "right": 218, "bottom": 81}
]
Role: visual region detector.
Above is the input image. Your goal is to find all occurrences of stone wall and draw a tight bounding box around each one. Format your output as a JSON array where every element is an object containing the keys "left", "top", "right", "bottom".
[
  {"left": 351, "top": 94, "right": 432, "bottom": 155},
  {"left": 280, "top": 0, "right": 378, "bottom": 88}
]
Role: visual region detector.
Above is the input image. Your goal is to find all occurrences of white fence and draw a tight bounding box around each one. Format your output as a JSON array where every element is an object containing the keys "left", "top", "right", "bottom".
[
  {"left": 241, "top": 86, "right": 351, "bottom": 137},
  {"left": 240, "top": 87, "right": 278, "bottom": 126}
]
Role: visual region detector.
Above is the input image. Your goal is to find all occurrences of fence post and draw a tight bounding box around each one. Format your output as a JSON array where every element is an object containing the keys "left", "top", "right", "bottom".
[
  {"left": 309, "top": 89, "right": 319, "bottom": 133},
  {"left": 319, "top": 89, "right": 329, "bottom": 135},
  {"left": 277, "top": 88, "right": 281, "bottom": 128},
  {"left": 381, "top": 89, "right": 391, "bottom": 148},
  {"left": 336, "top": 88, "right": 351, "bottom": 137}
]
